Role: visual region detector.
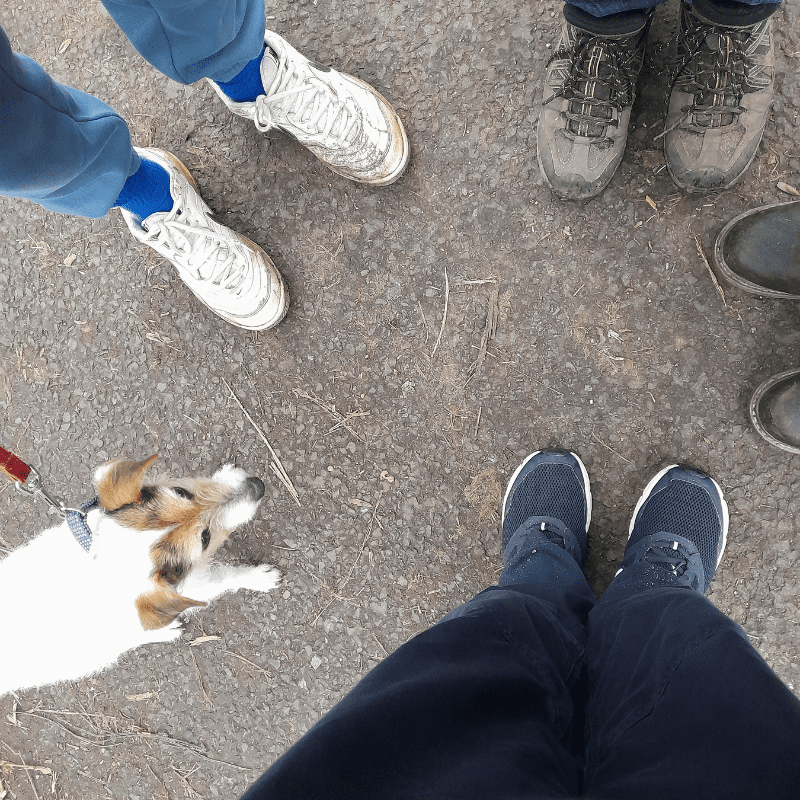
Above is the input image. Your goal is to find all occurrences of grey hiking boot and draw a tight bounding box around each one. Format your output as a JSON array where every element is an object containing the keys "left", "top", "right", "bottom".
[
  {"left": 537, "top": 8, "right": 652, "bottom": 200},
  {"left": 663, "top": 0, "right": 775, "bottom": 193}
]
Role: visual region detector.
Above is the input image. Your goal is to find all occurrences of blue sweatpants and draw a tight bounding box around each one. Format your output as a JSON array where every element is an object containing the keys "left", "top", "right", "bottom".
[
  {"left": 240, "top": 526, "right": 800, "bottom": 799},
  {"left": 0, "top": 0, "right": 264, "bottom": 218}
]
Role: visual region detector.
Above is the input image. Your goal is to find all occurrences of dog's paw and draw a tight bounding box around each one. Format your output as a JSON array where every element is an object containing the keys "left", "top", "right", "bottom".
[
  {"left": 240, "top": 565, "right": 282, "bottom": 594},
  {"left": 146, "top": 620, "right": 184, "bottom": 644}
]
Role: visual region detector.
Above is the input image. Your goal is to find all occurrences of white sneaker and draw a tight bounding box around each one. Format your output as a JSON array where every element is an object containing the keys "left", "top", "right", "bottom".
[
  {"left": 119, "top": 148, "right": 288, "bottom": 331},
  {"left": 208, "top": 31, "right": 410, "bottom": 185}
]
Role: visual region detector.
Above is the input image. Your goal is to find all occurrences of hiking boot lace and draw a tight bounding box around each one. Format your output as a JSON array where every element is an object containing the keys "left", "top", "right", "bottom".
[
  {"left": 544, "top": 31, "right": 642, "bottom": 139},
  {"left": 659, "top": 12, "right": 771, "bottom": 138},
  {"left": 677, "top": 28, "right": 752, "bottom": 129}
]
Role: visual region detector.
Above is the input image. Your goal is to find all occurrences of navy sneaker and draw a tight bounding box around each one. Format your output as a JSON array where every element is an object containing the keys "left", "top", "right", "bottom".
[
  {"left": 502, "top": 450, "right": 591, "bottom": 567},
  {"left": 615, "top": 465, "right": 729, "bottom": 594}
]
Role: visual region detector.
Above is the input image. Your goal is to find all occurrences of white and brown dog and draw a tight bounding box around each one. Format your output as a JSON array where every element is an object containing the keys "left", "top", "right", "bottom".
[{"left": 0, "top": 455, "right": 281, "bottom": 696}]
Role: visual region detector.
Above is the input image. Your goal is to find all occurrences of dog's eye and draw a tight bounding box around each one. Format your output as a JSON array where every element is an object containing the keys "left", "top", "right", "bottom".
[
  {"left": 159, "top": 564, "right": 185, "bottom": 584},
  {"left": 139, "top": 485, "right": 156, "bottom": 503},
  {"left": 172, "top": 487, "right": 194, "bottom": 501},
  {"left": 201, "top": 528, "right": 211, "bottom": 550}
]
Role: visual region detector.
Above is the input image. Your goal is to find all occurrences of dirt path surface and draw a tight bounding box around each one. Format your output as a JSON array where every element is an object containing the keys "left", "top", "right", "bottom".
[{"left": 2, "top": 1, "right": 800, "bottom": 797}]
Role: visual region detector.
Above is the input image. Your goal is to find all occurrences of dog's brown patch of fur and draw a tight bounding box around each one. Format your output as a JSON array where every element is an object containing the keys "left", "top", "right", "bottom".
[
  {"left": 112, "top": 485, "right": 234, "bottom": 589},
  {"left": 95, "top": 457, "right": 252, "bottom": 629},
  {"left": 135, "top": 578, "right": 206, "bottom": 630},
  {"left": 96, "top": 455, "right": 159, "bottom": 511}
]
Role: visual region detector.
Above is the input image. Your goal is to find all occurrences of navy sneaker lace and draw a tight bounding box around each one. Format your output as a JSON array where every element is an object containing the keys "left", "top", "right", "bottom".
[
  {"left": 540, "top": 520, "right": 568, "bottom": 549},
  {"left": 644, "top": 540, "right": 689, "bottom": 578}
]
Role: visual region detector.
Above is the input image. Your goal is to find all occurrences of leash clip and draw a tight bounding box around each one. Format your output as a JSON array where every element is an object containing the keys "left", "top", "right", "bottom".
[{"left": 15, "top": 466, "right": 87, "bottom": 518}]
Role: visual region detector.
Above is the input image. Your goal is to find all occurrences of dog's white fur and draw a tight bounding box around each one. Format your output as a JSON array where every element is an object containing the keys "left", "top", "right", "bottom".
[{"left": 0, "top": 458, "right": 280, "bottom": 696}]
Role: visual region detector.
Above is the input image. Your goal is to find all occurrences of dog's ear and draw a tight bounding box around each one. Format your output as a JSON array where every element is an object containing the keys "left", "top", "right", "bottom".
[
  {"left": 135, "top": 580, "right": 206, "bottom": 630},
  {"left": 94, "top": 455, "right": 158, "bottom": 511}
]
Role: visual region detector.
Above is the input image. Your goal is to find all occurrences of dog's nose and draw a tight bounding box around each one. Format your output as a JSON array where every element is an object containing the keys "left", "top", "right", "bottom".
[{"left": 246, "top": 476, "right": 265, "bottom": 500}]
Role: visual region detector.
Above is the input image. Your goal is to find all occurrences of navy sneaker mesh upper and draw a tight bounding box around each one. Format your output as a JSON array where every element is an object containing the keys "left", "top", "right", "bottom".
[
  {"left": 629, "top": 471, "right": 724, "bottom": 589},
  {"left": 503, "top": 458, "right": 588, "bottom": 554}
]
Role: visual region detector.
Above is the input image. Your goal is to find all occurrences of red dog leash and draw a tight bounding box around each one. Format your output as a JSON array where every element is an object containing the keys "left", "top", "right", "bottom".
[
  {"left": 0, "top": 444, "right": 98, "bottom": 552},
  {"left": 0, "top": 445, "right": 31, "bottom": 485},
  {"left": 0, "top": 444, "right": 72, "bottom": 512}
]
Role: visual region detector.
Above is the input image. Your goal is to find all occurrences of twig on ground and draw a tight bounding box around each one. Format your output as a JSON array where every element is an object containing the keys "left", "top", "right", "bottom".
[
  {"left": 693, "top": 235, "right": 727, "bottom": 307},
  {"left": 14, "top": 709, "right": 251, "bottom": 771},
  {"left": 0, "top": 760, "right": 52, "bottom": 776},
  {"left": 466, "top": 282, "right": 499, "bottom": 383},
  {"left": 431, "top": 267, "right": 449, "bottom": 359},
  {"left": 418, "top": 301, "right": 430, "bottom": 342},
  {"left": 309, "top": 499, "right": 382, "bottom": 626},
  {"left": 170, "top": 764, "right": 202, "bottom": 800},
  {"left": 592, "top": 432, "right": 632, "bottom": 464},
  {"left": 145, "top": 759, "right": 171, "bottom": 800},
  {"left": 292, "top": 388, "right": 367, "bottom": 444},
  {"left": 189, "top": 635, "right": 222, "bottom": 646},
  {"left": 222, "top": 378, "right": 300, "bottom": 505},
  {"left": 339, "top": 499, "right": 381, "bottom": 592},
  {"left": 531, "top": 377, "right": 563, "bottom": 397},
  {"left": 223, "top": 649, "right": 273, "bottom": 678},
  {"left": 371, "top": 630, "right": 389, "bottom": 657},
  {"left": 187, "top": 647, "right": 212, "bottom": 705},
  {"left": 0, "top": 744, "right": 41, "bottom": 800},
  {"left": 328, "top": 410, "right": 370, "bottom": 436},
  {"left": 459, "top": 278, "right": 498, "bottom": 286}
]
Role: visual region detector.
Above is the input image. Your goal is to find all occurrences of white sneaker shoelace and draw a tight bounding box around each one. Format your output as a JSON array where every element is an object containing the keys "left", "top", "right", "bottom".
[
  {"left": 253, "top": 49, "right": 362, "bottom": 146},
  {"left": 141, "top": 205, "right": 253, "bottom": 296},
  {"left": 207, "top": 32, "right": 408, "bottom": 184}
]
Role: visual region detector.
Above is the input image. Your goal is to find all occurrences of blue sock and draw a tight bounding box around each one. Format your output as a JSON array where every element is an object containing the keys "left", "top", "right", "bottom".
[
  {"left": 113, "top": 157, "right": 173, "bottom": 221},
  {"left": 215, "top": 44, "right": 268, "bottom": 102}
]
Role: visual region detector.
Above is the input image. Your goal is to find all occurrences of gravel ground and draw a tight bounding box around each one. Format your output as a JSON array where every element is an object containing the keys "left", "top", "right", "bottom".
[{"left": 1, "top": 0, "right": 800, "bottom": 797}]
